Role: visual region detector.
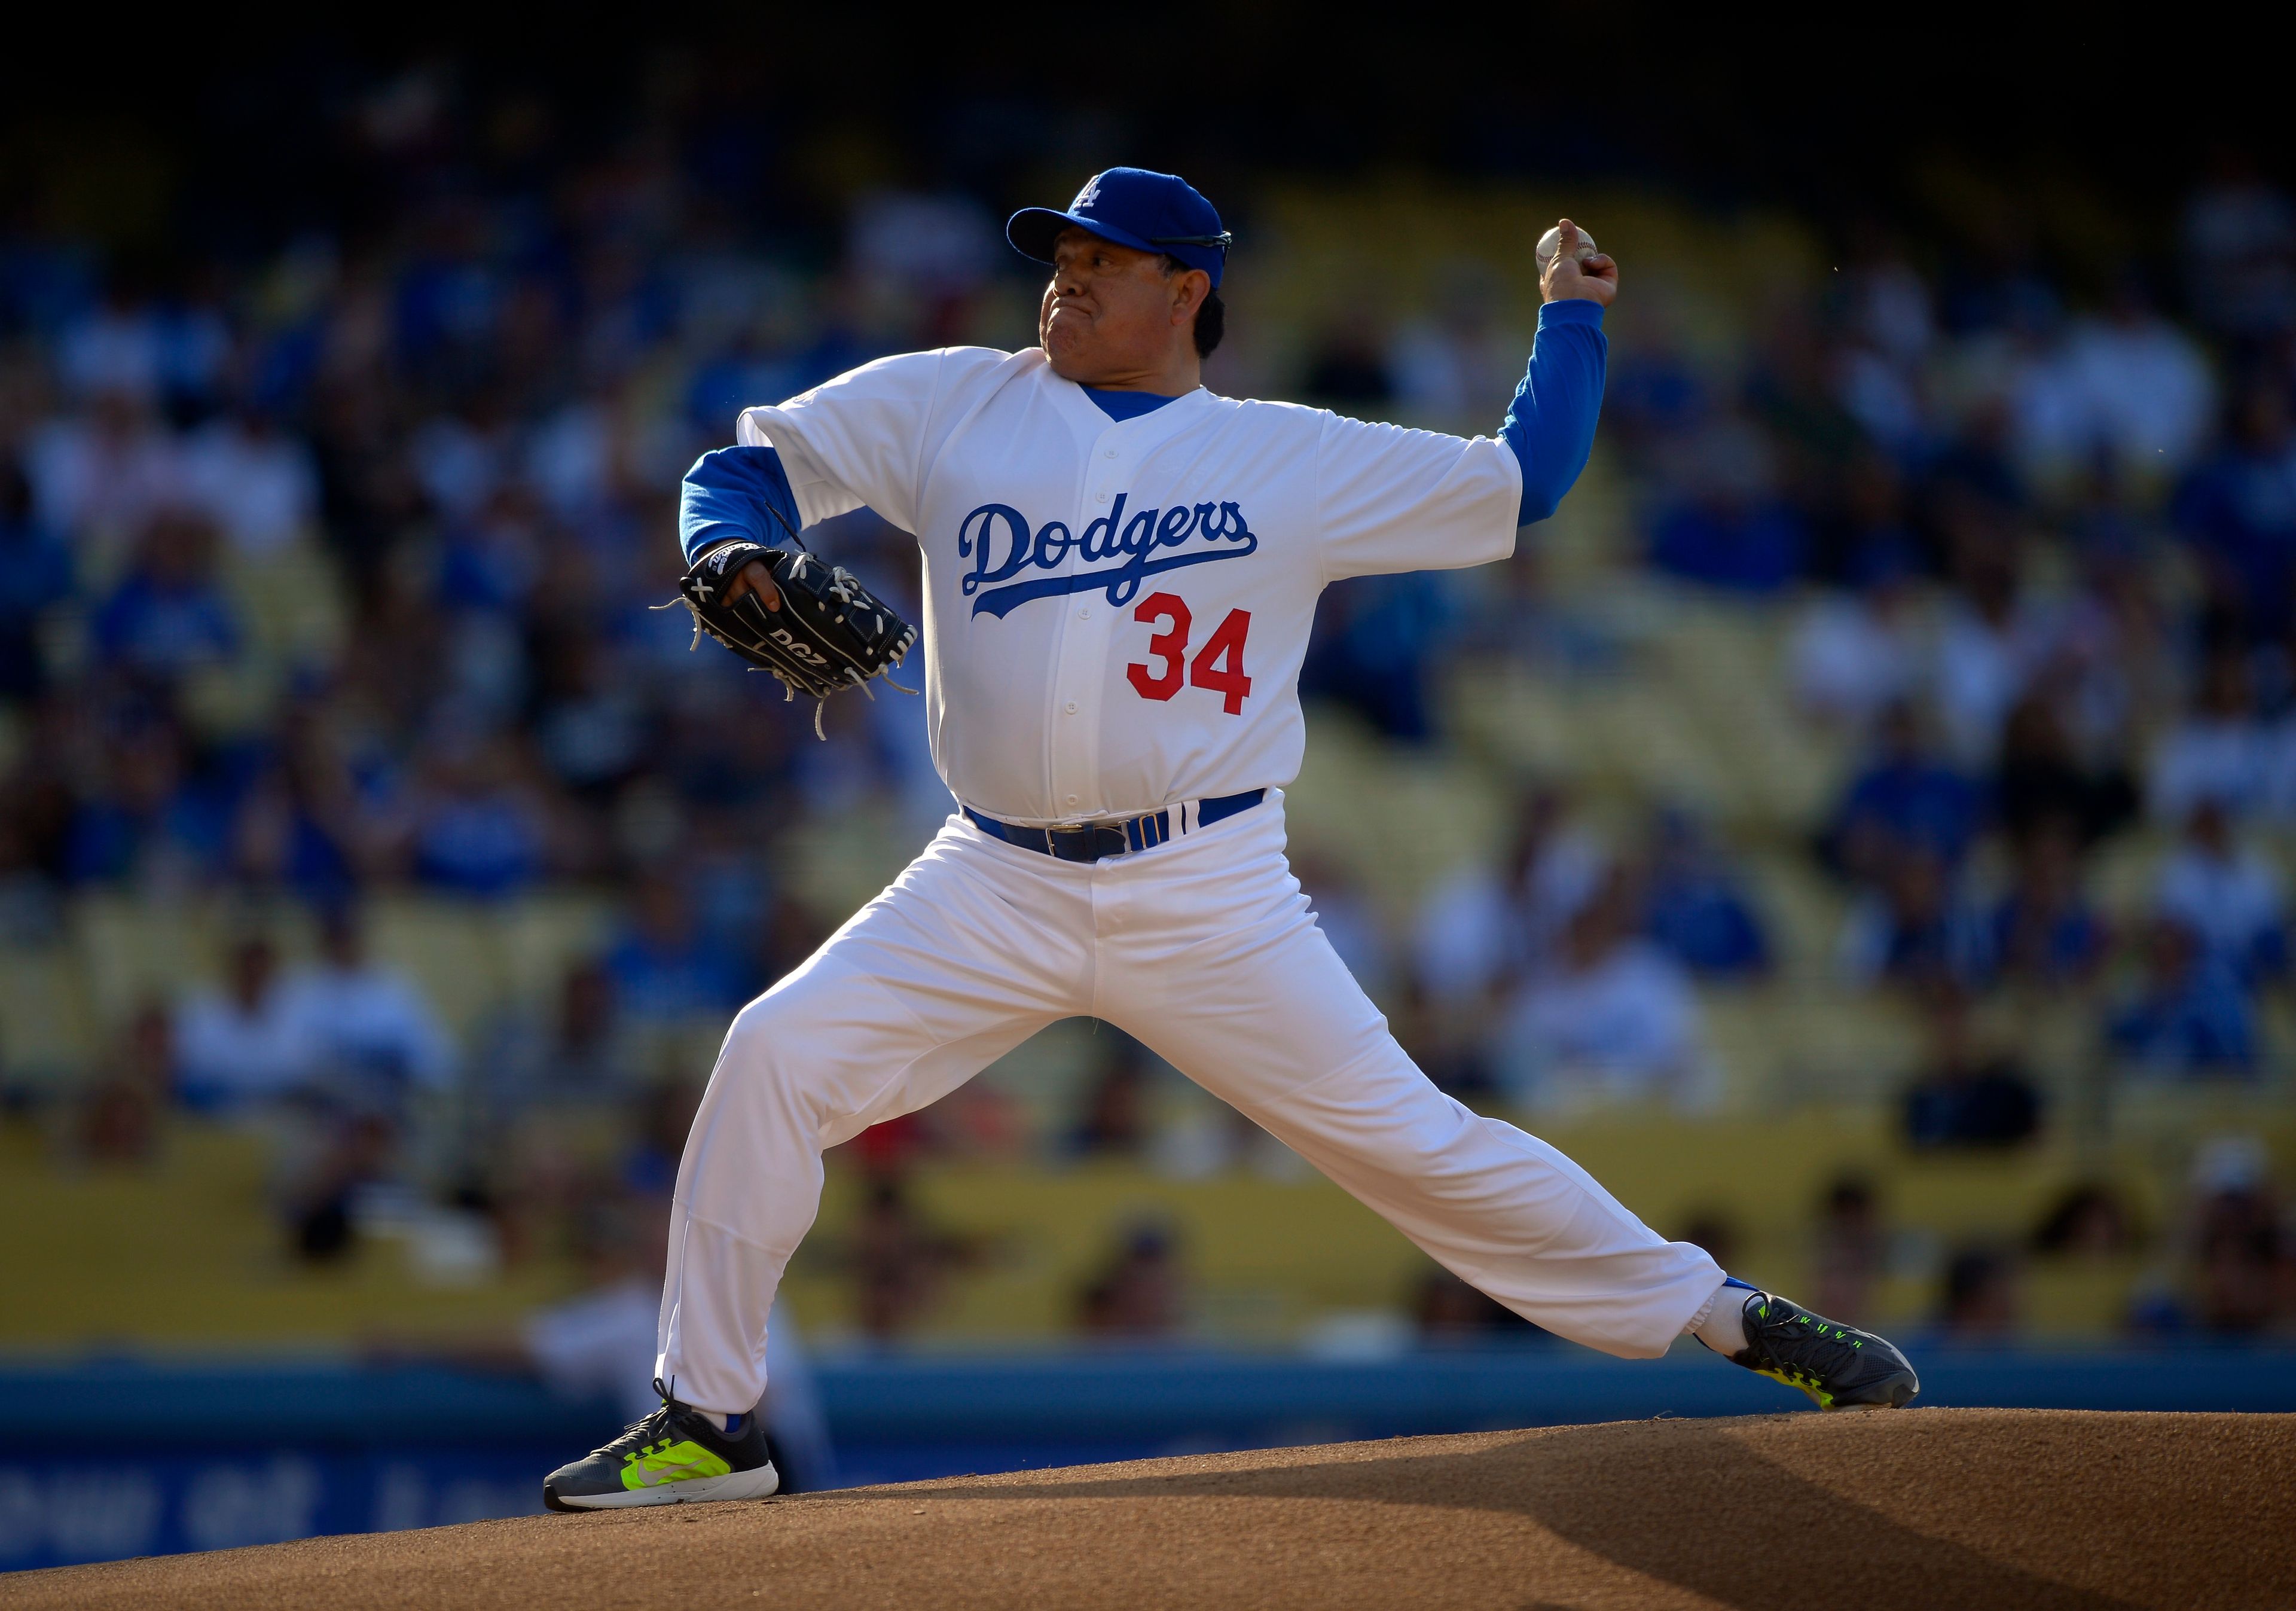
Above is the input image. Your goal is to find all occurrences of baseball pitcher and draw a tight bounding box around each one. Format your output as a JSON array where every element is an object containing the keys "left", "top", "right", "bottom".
[{"left": 544, "top": 168, "right": 1918, "bottom": 1510}]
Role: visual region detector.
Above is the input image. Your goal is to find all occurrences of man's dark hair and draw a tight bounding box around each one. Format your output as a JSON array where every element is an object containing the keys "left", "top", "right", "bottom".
[{"left": 1161, "top": 255, "right": 1226, "bottom": 360}]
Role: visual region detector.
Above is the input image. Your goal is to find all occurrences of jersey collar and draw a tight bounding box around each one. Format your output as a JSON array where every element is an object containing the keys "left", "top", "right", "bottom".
[{"left": 1046, "top": 367, "right": 1218, "bottom": 444}]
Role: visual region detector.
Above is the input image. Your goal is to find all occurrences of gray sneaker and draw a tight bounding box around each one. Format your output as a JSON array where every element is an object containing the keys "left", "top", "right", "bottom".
[
  {"left": 1729, "top": 1290, "right": 1921, "bottom": 1409},
  {"left": 543, "top": 1381, "right": 781, "bottom": 1511}
]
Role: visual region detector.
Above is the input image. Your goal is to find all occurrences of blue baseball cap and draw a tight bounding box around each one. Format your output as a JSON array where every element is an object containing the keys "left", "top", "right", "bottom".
[{"left": 1007, "top": 168, "right": 1232, "bottom": 288}]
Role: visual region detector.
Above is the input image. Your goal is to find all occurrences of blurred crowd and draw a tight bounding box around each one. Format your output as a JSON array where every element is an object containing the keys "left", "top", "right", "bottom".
[
  {"left": 1283, "top": 150, "right": 2296, "bottom": 1146},
  {"left": 2, "top": 72, "right": 2292, "bottom": 1343}
]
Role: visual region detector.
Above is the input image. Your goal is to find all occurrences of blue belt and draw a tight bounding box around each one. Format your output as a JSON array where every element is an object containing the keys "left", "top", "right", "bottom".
[{"left": 963, "top": 789, "right": 1265, "bottom": 864}]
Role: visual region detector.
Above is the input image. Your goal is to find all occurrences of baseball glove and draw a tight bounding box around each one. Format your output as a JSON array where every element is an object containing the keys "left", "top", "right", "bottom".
[{"left": 670, "top": 540, "right": 918, "bottom": 736}]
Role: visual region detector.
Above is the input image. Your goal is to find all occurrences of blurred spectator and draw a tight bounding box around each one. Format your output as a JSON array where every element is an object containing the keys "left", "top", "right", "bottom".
[
  {"left": 1299, "top": 311, "right": 1394, "bottom": 411},
  {"left": 2031, "top": 1182, "right": 2140, "bottom": 1259},
  {"left": 1928, "top": 532, "right": 2035, "bottom": 768},
  {"left": 22, "top": 389, "right": 183, "bottom": 552},
  {"left": 1825, "top": 701, "right": 1983, "bottom": 887},
  {"left": 1413, "top": 786, "right": 1604, "bottom": 1006},
  {"left": 478, "top": 959, "right": 640, "bottom": 1119},
  {"left": 0, "top": 811, "right": 61, "bottom": 944},
  {"left": 2185, "top": 1137, "right": 2292, "bottom": 1335},
  {"left": 1747, "top": 301, "right": 1863, "bottom": 489},
  {"left": 175, "top": 935, "right": 316, "bottom": 1114},
  {"left": 1937, "top": 1246, "right": 2019, "bottom": 1341},
  {"left": 54, "top": 284, "right": 168, "bottom": 402},
  {"left": 532, "top": 629, "right": 649, "bottom": 798},
  {"left": 407, "top": 734, "right": 549, "bottom": 897},
  {"left": 0, "top": 460, "right": 71, "bottom": 700},
  {"left": 62, "top": 714, "right": 227, "bottom": 889},
  {"left": 279, "top": 906, "right": 454, "bottom": 1099},
  {"left": 2182, "top": 149, "right": 2296, "bottom": 339},
  {"left": 1604, "top": 294, "right": 1707, "bottom": 453},
  {"left": 850, "top": 1174, "right": 972, "bottom": 1341},
  {"left": 282, "top": 1110, "right": 396, "bottom": 1262},
  {"left": 2055, "top": 277, "right": 2215, "bottom": 481},
  {"left": 91, "top": 513, "right": 239, "bottom": 681},
  {"left": 1388, "top": 261, "right": 1523, "bottom": 434},
  {"left": 1498, "top": 867, "right": 1714, "bottom": 1112},
  {"left": 2107, "top": 917, "right": 2257, "bottom": 1078},
  {"left": 603, "top": 871, "right": 749, "bottom": 1024},
  {"left": 1299, "top": 572, "right": 1450, "bottom": 741},
  {"left": 1900, "top": 986, "right": 2041, "bottom": 1149},
  {"left": 1638, "top": 808, "right": 1769, "bottom": 980},
  {"left": 1647, "top": 411, "right": 1808, "bottom": 592},
  {"left": 1076, "top": 1220, "right": 1186, "bottom": 1339},
  {"left": 1070, "top": 1039, "right": 1152, "bottom": 1160},
  {"left": 76, "top": 1003, "right": 173, "bottom": 1167},
  {"left": 1993, "top": 696, "right": 2136, "bottom": 852},
  {"left": 225, "top": 761, "right": 359, "bottom": 905},
  {"left": 180, "top": 405, "right": 319, "bottom": 557},
  {"left": 2150, "top": 646, "right": 2268, "bottom": 821},
  {"left": 1813, "top": 1174, "right": 1882, "bottom": 1325},
  {"left": 1837, "top": 846, "right": 1990, "bottom": 990},
  {"left": 2154, "top": 800, "right": 2286, "bottom": 981},
  {"left": 1414, "top": 1265, "right": 1543, "bottom": 1346},
  {"left": 618, "top": 1077, "right": 702, "bottom": 1199},
  {"left": 1990, "top": 820, "right": 2109, "bottom": 988},
  {"left": 1787, "top": 559, "right": 1920, "bottom": 730},
  {"left": 2044, "top": 515, "right": 2172, "bottom": 760},
  {"left": 2173, "top": 385, "right": 2296, "bottom": 643}
]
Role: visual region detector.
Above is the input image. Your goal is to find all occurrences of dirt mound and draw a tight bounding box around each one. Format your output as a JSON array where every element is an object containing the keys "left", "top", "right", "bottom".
[{"left": 9, "top": 1409, "right": 2293, "bottom": 1610}]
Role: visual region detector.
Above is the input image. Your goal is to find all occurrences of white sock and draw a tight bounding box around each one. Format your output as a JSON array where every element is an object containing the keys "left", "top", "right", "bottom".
[
  {"left": 699, "top": 1409, "right": 731, "bottom": 1432},
  {"left": 1690, "top": 1280, "right": 1751, "bottom": 1356}
]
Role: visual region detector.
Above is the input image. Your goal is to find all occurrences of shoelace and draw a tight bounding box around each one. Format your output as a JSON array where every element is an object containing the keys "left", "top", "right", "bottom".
[
  {"left": 583, "top": 1377, "right": 709, "bottom": 1461},
  {"left": 587, "top": 1403, "right": 679, "bottom": 1462},
  {"left": 1748, "top": 1305, "right": 1864, "bottom": 1379}
]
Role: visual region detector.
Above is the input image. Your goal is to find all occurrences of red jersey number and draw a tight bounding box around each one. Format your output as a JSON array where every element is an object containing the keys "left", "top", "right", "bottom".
[
  {"left": 1125, "top": 594, "right": 1253, "bottom": 715},
  {"left": 1125, "top": 593, "right": 1192, "bottom": 701},
  {"left": 1190, "top": 609, "right": 1254, "bottom": 715}
]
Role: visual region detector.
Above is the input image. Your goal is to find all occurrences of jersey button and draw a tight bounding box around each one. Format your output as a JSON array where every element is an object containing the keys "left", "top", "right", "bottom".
[
  {"left": 1077, "top": 607, "right": 1091, "bottom": 619},
  {"left": 1104, "top": 449, "right": 1118, "bottom": 459},
  {"left": 1065, "top": 794, "right": 1079, "bottom": 806},
  {"left": 1064, "top": 701, "right": 1077, "bottom": 713}
]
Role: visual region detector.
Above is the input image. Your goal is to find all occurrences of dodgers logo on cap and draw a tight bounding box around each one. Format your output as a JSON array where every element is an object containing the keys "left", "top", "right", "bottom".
[{"left": 1007, "top": 168, "right": 1232, "bottom": 287}]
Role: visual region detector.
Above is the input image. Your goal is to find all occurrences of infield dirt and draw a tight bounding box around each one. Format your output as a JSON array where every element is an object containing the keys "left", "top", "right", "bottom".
[{"left": 6, "top": 1408, "right": 2292, "bottom": 1609}]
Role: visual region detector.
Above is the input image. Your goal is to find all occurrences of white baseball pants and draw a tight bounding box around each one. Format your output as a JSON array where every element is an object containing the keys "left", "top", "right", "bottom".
[{"left": 655, "top": 794, "right": 1723, "bottom": 1414}]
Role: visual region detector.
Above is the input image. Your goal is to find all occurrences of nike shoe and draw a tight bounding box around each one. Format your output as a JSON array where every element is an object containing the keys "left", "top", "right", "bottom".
[
  {"left": 543, "top": 1381, "right": 781, "bottom": 1511},
  {"left": 1728, "top": 1289, "right": 1920, "bottom": 1409}
]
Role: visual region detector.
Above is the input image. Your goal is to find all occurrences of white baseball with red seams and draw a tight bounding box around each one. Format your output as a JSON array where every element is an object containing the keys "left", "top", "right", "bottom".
[{"left": 654, "top": 344, "right": 1724, "bottom": 1417}]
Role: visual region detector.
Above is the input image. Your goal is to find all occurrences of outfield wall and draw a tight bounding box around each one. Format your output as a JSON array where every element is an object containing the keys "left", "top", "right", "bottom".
[{"left": 4, "top": 1347, "right": 2294, "bottom": 1572}]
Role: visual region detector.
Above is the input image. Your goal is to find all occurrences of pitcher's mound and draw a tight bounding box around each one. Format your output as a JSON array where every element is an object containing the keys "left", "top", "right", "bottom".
[{"left": 9, "top": 1409, "right": 2293, "bottom": 1610}]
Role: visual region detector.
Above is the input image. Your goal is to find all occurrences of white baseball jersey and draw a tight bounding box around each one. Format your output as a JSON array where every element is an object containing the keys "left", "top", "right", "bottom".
[{"left": 737, "top": 346, "right": 1522, "bottom": 825}]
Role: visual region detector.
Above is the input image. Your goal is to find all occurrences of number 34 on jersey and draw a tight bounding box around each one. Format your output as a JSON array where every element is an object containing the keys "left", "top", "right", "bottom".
[{"left": 1125, "top": 592, "right": 1253, "bottom": 715}]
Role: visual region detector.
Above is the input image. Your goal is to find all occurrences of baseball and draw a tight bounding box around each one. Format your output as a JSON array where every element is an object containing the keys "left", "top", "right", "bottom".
[{"left": 1537, "top": 223, "right": 1599, "bottom": 268}]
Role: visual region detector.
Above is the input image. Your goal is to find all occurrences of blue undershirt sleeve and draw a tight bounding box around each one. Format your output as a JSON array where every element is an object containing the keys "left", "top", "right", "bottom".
[
  {"left": 1500, "top": 299, "right": 1607, "bottom": 527},
  {"left": 679, "top": 444, "right": 804, "bottom": 564}
]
